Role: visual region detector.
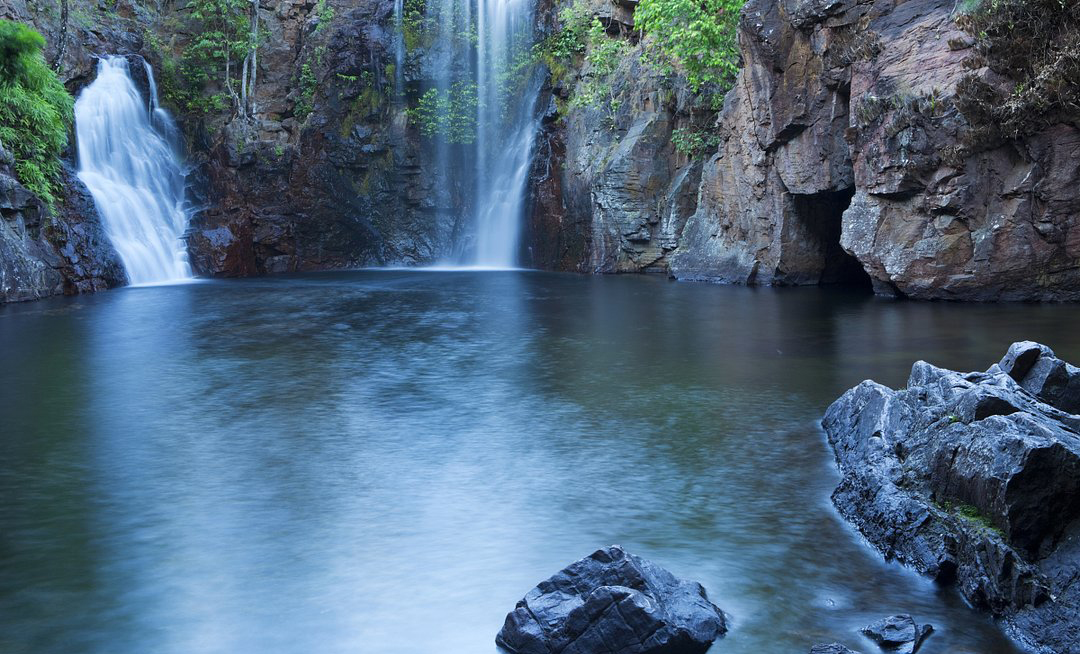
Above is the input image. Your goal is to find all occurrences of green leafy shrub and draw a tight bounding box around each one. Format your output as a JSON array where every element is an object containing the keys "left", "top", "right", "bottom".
[
  {"left": 407, "top": 81, "right": 480, "bottom": 144},
  {"left": 402, "top": 0, "right": 432, "bottom": 52},
  {"left": 314, "top": 0, "right": 335, "bottom": 33},
  {"left": 172, "top": 0, "right": 262, "bottom": 114},
  {"left": 671, "top": 126, "right": 720, "bottom": 157},
  {"left": 497, "top": 0, "right": 589, "bottom": 100},
  {"left": 294, "top": 62, "right": 317, "bottom": 120},
  {"left": 0, "top": 20, "right": 74, "bottom": 205},
  {"left": 567, "top": 17, "right": 632, "bottom": 126},
  {"left": 540, "top": 0, "right": 591, "bottom": 76},
  {"left": 635, "top": 0, "right": 744, "bottom": 93}
]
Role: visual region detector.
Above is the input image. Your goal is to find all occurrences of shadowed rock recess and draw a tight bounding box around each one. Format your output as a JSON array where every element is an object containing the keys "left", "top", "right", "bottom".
[
  {"left": 496, "top": 545, "right": 727, "bottom": 654},
  {"left": 823, "top": 342, "right": 1080, "bottom": 654}
]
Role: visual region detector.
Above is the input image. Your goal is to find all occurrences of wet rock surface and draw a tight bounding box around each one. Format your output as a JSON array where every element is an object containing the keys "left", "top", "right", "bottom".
[
  {"left": 0, "top": 144, "right": 124, "bottom": 304},
  {"left": 809, "top": 644, "right": 861, "bottom": 654},
  {"left": 823, "top": 342, "right": 1080, "bottom": 654},
  {"left": 496, "top": 545, "right": 726, "bottom": 654},
  {"left": 185, "top": 0, "right": 457, "bottom": 276},
  {"left": 859, "top": 615, "right": 932, "bottom": 653}
]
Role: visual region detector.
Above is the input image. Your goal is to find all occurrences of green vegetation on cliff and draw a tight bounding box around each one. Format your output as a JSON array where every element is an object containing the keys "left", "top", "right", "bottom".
[
  {"left": 567, "top": 15, "right": 632, "bottom": 126},
  {"left": 408, "top": 82, "right": 481, "bottom": 144},
  {"left": 530, "top": 0, "right": 744, "bottom": 130},
  {"left": 0, "top": 20, "right": 74, "bottom": 204},
  {"left": 156, "top": 0, "right": 262, "bottom": 115},
  {"left": 636, "top": 0, "right": 744, "bottom": 94}
]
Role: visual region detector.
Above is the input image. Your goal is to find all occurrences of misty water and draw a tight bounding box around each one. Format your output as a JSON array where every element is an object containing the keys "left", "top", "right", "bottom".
[
  {"left": 3, "top": 271, "right": 1078, "bottom": 654},
  {"left": 74, "top": 57, "right": 192, "bottom": 285}
]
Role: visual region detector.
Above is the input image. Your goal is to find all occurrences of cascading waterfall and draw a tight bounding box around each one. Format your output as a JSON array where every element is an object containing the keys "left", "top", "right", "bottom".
[
  {"left": 75, "top": 57, "right": 192, "bottom": 285},
  {"left": 420, "top": 0, "right": 542, "bottom": 268},
  {"left": 471, "top": 0, "right": 542, "bottom": 267}
]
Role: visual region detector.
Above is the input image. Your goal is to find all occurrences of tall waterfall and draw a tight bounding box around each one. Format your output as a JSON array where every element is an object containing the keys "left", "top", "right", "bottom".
[
  {"left": 75, "top": 57, "right": 192, "bottom": 285},
  {"left": 472, "top": 0, "right": 542, "bottom": 267},
  {"left": 420, "top": 0, "right": 542, "bottom": 268}
]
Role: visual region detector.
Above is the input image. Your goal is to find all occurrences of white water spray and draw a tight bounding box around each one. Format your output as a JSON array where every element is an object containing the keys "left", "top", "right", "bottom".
[
  {"left": 75, "top": 57, "right": 192, "bottom": 285},
  {"left": 421, "top": 0, "right": 542, "bottom": 268},
  {"left": 472, "top": 0, "right": 542, "bottom": 267}
]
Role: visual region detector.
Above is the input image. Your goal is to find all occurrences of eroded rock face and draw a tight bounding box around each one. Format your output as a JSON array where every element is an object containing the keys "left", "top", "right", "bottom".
[
  {"left": 527, "top": 0, "right": 707, "bottom": 274},
  {"left": 669, "top": 0, "right": 1080, "bottom": 299},
  {"left": 823, "top": 342, "right": 1080, "bottom": 654},
  {"left": 496, "top": 545, "right": 726, "bottom": 654},
  {"left": 669, "top": 0, "right": 865, "bottom": 287},
  {"left": 0, "top": 145, "right": 124, "bottom": 304},
  {"left": 186, "top": 0, "right": 458, "bottom": 276}
]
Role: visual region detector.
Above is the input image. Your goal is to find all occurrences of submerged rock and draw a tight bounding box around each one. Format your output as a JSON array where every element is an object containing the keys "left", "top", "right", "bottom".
[
  {"left": 823, "top": 342, "right": 1080, "bottom": 654},
  {"left": 809, "top": 644, "right": 862, "bottom": 654},
  {"left": 495, "top": 545, "right": 726, "bottom": 654},
  {"left": 860, "top": 615, "right": 932, "bottom": 653}
]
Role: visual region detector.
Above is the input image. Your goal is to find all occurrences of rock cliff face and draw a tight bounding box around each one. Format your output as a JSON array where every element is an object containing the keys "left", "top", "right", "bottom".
[
  {"left": 0, "top": 144, "right": 125, "bottom": 303},
  {"left": 669, "top": 0, "right": 866, "bottom": 287},
  {"left": 4, "top": 0, "right": 470, "bottom": 284},
  {"left": 183, "top": 0, "right": 467, "bottom": 276},
  {"left": 0, "top": 2, "right": 133, "bottom": 303},
  {"left": 669, "top": 0, "right": 1080, "bottom": 299},
  {"left": 823, "top": 342, "right": 1080, "bottom": 653},
  {"left": 3, "top": 0, "right": 1079, "bottom": 300},
  {"left": 526, "top": 0, "right": 708, "bottom": 274}
]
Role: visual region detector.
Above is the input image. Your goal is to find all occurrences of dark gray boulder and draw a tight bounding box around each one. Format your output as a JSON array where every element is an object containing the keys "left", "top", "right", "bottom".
[
  {"left": 809, "top": 644, "right": 862, "bottom": 654},
  {"left": 823, "top": 343, "right": 1080, "bottom": 654},
  {"left": 495, "top": 545, "right": 727, "bottom": 654},
  {"left": 998, "top": 341, "right": 1080, "bottom": 416},
  {"left": 859, "top": 615, "right": 932, "bottom": 653}
]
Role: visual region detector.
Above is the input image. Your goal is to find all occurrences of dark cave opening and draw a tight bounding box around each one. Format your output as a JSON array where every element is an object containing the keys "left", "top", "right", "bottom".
[{"left": 790, "top": 187, "right": 873, "bottom": 290}]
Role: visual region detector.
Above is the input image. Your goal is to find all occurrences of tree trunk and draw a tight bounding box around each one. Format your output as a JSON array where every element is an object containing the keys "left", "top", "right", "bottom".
[
  {"left": 249, "top": 0, "right": 259, "bottom": 116},
  {"left": 52, "top": 0, "right": 69, "bottom": 73}
]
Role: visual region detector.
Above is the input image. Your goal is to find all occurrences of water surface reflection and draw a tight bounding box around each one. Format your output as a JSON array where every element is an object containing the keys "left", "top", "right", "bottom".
[{"left": 4, "top": 271, "right": 1078, "bottom": 653}]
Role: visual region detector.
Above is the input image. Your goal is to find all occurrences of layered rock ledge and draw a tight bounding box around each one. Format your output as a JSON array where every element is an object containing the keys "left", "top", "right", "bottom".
[{"left": 823, "top": 342, "right": 1080, "bottom": 653}]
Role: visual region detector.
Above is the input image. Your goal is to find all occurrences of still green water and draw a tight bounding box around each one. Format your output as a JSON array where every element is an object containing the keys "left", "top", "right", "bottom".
[{"left": 3, "top": 271, "right": 1077, "bottom": 654}]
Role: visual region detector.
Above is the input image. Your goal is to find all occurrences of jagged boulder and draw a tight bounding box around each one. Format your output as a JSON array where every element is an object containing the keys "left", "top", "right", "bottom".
[
  {"left": 860, "top": 615, "right": 932, "bottom": 653},
  {"left": 823, "top": 342, "right": 1080, "bottom": 654},
  {"left": 496, "top": 545, "right": 727, "bottom": 654}
]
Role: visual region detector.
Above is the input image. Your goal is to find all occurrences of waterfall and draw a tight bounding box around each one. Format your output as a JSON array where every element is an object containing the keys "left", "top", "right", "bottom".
[
  {"left": 471, "top": 0, "right": 541, "bottom": 267},
  {"left": 393, "top": 0, "right": 405, "bottom": 98},
  {"left": 75, "top": 57, "right": 192, "bottom": 285},
  {"left": 417, "top": 0, "right": 541, "bottom": 268}
]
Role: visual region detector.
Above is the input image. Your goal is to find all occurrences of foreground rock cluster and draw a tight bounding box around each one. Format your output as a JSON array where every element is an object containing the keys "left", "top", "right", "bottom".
[
  {"left": 824, "top": 341, "right": 1080, "bottom": 653},
  {"left": 496, "top": 545, "right": 727, "bottom": 654}
]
